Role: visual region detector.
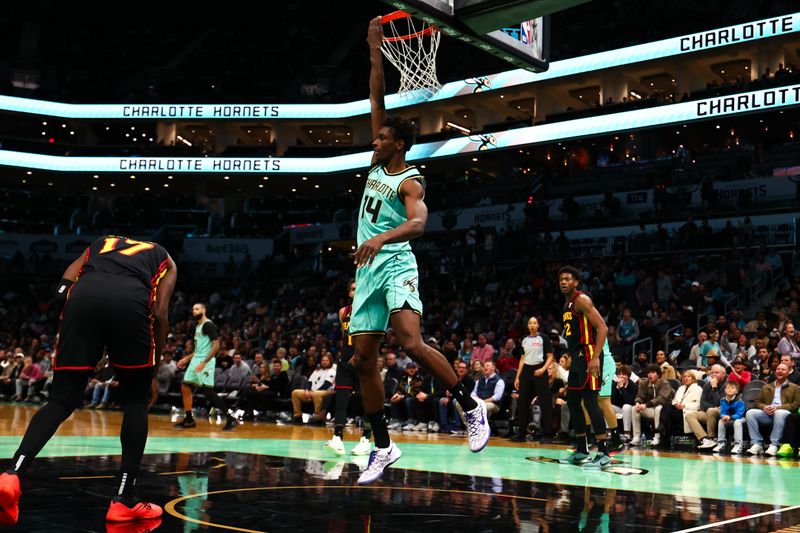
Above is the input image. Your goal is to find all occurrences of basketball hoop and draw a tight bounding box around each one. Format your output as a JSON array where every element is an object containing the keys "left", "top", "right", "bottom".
[{"left": 381, "top": 11, "right": 441, "bottom": 101}]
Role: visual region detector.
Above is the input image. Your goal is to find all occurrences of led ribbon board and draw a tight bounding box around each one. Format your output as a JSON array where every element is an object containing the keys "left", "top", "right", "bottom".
[
  {"left": 2, "top": 84, "right": 799, "bottom": 173},
  {"left": 0, "top": 14, "right": 796, "bottom": 119}
]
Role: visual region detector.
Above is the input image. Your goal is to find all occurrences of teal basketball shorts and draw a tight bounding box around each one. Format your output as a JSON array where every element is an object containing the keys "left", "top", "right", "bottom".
[
  {"left": 600, "top": 351, "right": 615, "bottom": 397},
  {"left": 182, "top": 356, "right": 215, "bottom": 388},
  {"left": 350, "top": 251, "right": 423, "bottom": 335}
]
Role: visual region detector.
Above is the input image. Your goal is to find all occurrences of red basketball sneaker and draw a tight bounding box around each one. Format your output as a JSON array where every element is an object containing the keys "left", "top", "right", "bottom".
[
  {"left": 106, "top": 498, "right": 163, "bottom": 522},
  {"left": 106, "top": 517, "right": 162, "bottom": 532},
  {"left": 0, "top": 472, "right": 21, "bottom": 526}
]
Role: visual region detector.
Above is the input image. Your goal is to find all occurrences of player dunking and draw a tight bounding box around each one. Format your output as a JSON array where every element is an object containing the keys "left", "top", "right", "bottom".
[
  {"left": 559, "top": 265, "right": 610, "bottom": 467},
  {"left": 323, "top": 279, "right": 373, "bottom": 456},
  {"left": 0, "top": 235, "right": 177, "bottom": 525},
  {"left": 174, "top": 303, "right": 237, "bottom": 431},
  {"left": 351, "top": 17, "right": 490, "bottom": 485}
]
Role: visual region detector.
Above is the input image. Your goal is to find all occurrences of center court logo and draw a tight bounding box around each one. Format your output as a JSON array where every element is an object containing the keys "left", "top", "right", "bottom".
[{"left": 402, "top": 277, "right": 418, "bottom": 292}]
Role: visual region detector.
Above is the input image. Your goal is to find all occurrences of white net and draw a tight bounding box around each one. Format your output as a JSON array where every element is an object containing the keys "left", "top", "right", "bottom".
[{"left": 381, "top": 14, "right": 441, "bottom": 102}]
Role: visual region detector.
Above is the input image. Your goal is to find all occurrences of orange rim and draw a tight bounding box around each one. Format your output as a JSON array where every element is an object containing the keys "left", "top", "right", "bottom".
[{"left": 381, "top": 10, "right": 437, "bottom": 42}]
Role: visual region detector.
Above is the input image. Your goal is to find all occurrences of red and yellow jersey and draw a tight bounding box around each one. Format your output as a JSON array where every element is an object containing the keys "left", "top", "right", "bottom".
[
  {"left": 562, "top": 290, "right": 596, "bottom": 355},
  {"left": 340, "top": 305, "right": 354, "bottom": 359}
]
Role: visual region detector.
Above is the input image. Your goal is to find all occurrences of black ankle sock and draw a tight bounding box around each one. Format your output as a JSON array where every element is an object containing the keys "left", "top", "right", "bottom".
[
  {"left": 114, "top": 471, "right": 138, "bottom": 500},
  {"left": 597, "top": 439, "right": 608, "bottom": 454},
  {"left": 184, "top": 410, "right": 194, "bottom": 421},
  {"left": 334, "top": 424, "right": 344, "bottom": 438},
  {"left": 576, "top": 435, "right": 588, "bottom": 454},
  {"left": 366, "top": 411, "right": 390, "bottom": 448},
  {"left": 448, "top": 382, "right": 477, "bottom": 411}
]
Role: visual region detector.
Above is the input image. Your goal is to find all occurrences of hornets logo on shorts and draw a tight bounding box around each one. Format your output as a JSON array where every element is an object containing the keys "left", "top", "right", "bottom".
[{"left": 402, "top": 277, "right": 418, "bottom": 293}]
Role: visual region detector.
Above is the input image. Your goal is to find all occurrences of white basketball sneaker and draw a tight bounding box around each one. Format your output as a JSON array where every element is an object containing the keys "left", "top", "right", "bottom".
[
  {"left": 324, "top": 436, "right": 345, "bottom": 456},
  {"left": 357, "top": 442, "right": 402, "bottom": 485},
  {"left": 464, "top": 398, "right": 491, "bottom": 453},
  {"left": 350, "top": 436, "right": 372, "bottom": 456}
]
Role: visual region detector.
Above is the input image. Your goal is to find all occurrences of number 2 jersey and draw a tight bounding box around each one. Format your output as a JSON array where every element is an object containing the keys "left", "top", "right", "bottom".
[
  {"left": 562, "top": 290, "right": 597, "bottom": 360},
  {"left": 357, "top": 164, "right": 425, "bottom": 254}
]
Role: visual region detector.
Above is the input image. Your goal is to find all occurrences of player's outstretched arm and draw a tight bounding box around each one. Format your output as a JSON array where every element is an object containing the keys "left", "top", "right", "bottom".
[
  {"left": 152, "top": 255, "right": 177, "bottom": 358},
  {"left": 353, "top": 179, "right": 427, "bottom": 267},
  {"left": 368, "top": 16, "right": 386, "bottom": 146}
]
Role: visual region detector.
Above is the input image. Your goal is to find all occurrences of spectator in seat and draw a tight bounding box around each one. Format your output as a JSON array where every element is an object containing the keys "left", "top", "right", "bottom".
[
  {"left": 745, "top": 363, "right": 799, "bottom": 456},
  {"left": 753, "top": 345, "right": 770, "bottom": 379},
  {"left": 412, "top": 372, "right": 445, "bottom": 433},
  {"left": 227, "top": 352, "right": 252, "bottom": 383},
  {"left": 713, "top": 380, "right": 745, "bottom": 454},
  {"left": 777, "top": 322, "right": 800, "bottom": 360},
  {"left": 0, "top": 354, "right": 21, "bottom": 399},
  {"left": 470, "top": 333, "right": 496, "bottom": 364},
  {"left": 156, "top": 352, "right": 177, "bottom": 395},
  {"left": 290, "top": 354, "right": 336, "bottom": 425},
  {"left": 777, "top": 354, "right": 800, "bottom": 385},
  {"left": 700, "top": 328, "right": 722, "bottom": 368},
  {"left": 384, "top": 352, "right": 404, "bottom": 382},
  {"left": 496, "top": 339, "right": 520, "bottom": 375},
  {"left": 388, "top": 362, "right": 424, "bottom": 431},
  {"left": 616, "top": 308, "right": 639, "bottom": 363},
  {"left": 631, "top": 364, "right": 674, "bottom": 447},
  {"left": 13, "top": 356, "right": 42, "bottom": 402},
  {"left": 464, "top": 360, "right": 505, "bottom": 419},
  {"left": 655, "top": 350, "right": 677, "bottom": 380},
  {"left": 241, "top": 359, "right": 288, "bottom": 420},
  {"left": 86, "top": 359, "right": 117, "bottom": 409},
  {"left": 727, "top": 355, "right": 752, "bottom": 389},
  {"left": 611, "top": 364, "right": 637, "bottom": 439},
  {"left": 662, "top": 370, "right": 702, "bottom": 444},
  {"left": 470, "top": 360, "right": 485, "bottom": 382},
  {"left": 693, "top": 364, "right": 728, "bottom": 450},
  {"left": 631, "top": 351, "right": 650, "bottom": 378},
  {"left": 459, "top": 338, "right": 474, "bottom": 362},
  {"left": 439, "top": 360, "right": 475, "bottom": 434},
  {"left": 689, "top": 331, "right": 708, "bottom": 366}
]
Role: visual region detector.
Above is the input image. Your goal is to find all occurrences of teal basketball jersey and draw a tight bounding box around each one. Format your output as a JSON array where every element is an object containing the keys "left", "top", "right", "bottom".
[
  {"left": 357, "top": 164, "right": 425, "bottom": 253},
  {"left": 193, "top": 319, "right": 214, "bottom": 361}
]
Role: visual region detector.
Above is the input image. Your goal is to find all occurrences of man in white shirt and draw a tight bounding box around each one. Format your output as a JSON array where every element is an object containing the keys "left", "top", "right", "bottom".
[{"left": 290, "top": 354, "right": 336, "bottom": 424}]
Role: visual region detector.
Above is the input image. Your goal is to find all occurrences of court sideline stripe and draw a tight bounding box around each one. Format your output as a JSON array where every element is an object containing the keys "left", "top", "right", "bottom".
[{"left": 673, "top": 505, "right": 800, "bottom": 532}]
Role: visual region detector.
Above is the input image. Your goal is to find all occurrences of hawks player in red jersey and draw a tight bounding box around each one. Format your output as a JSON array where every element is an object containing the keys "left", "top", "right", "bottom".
[
  {"left": 324, "top": 279, "right": 373, "bottom": 456},
  {"left": 0, "top": 236, "right": 177, "bottom": 526},
  {"left": 559, "top": 265, "right": 610, "bottom": 468}
]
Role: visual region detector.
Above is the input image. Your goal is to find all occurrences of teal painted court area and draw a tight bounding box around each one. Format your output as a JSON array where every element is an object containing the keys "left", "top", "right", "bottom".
[{"left": 3, "top": 434, "right": 798, "bottom": 508}]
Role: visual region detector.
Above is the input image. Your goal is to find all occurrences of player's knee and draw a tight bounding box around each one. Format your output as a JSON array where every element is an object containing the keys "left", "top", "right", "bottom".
[
  {"left": 352, "top": 352, "right": 376, "bottom": 375},
  {"left": 402, "top": 340, "right": 425, "bottom": 359}
]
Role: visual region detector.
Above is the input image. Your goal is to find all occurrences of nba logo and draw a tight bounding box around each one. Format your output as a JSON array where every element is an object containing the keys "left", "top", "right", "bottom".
[{"left": 521, "top": 20, "right": 533, "bottom": 46}]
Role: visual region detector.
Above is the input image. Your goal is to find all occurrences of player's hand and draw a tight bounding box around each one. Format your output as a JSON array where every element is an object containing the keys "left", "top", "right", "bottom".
[
  {"left": 367, "top": 16, "right": 383, "bottom": 49},
  {"left": 195, "top": 362, "right": 206, "bottom": 373},
  {"left": 588, "top": 357, "right": 600, "bottom": 376},
  {"left": 354, "top": 236, "right": 385, "bottom": 267}
]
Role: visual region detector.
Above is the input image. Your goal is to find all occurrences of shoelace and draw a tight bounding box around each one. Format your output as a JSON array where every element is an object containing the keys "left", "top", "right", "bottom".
[{"left": 465, "top": 409, "right": 483, "bottom": 439}]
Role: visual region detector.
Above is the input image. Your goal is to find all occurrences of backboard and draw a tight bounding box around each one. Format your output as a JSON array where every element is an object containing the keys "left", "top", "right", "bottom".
[{"left": 381, "top": 0, "right": 590, "bottom": 72}]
